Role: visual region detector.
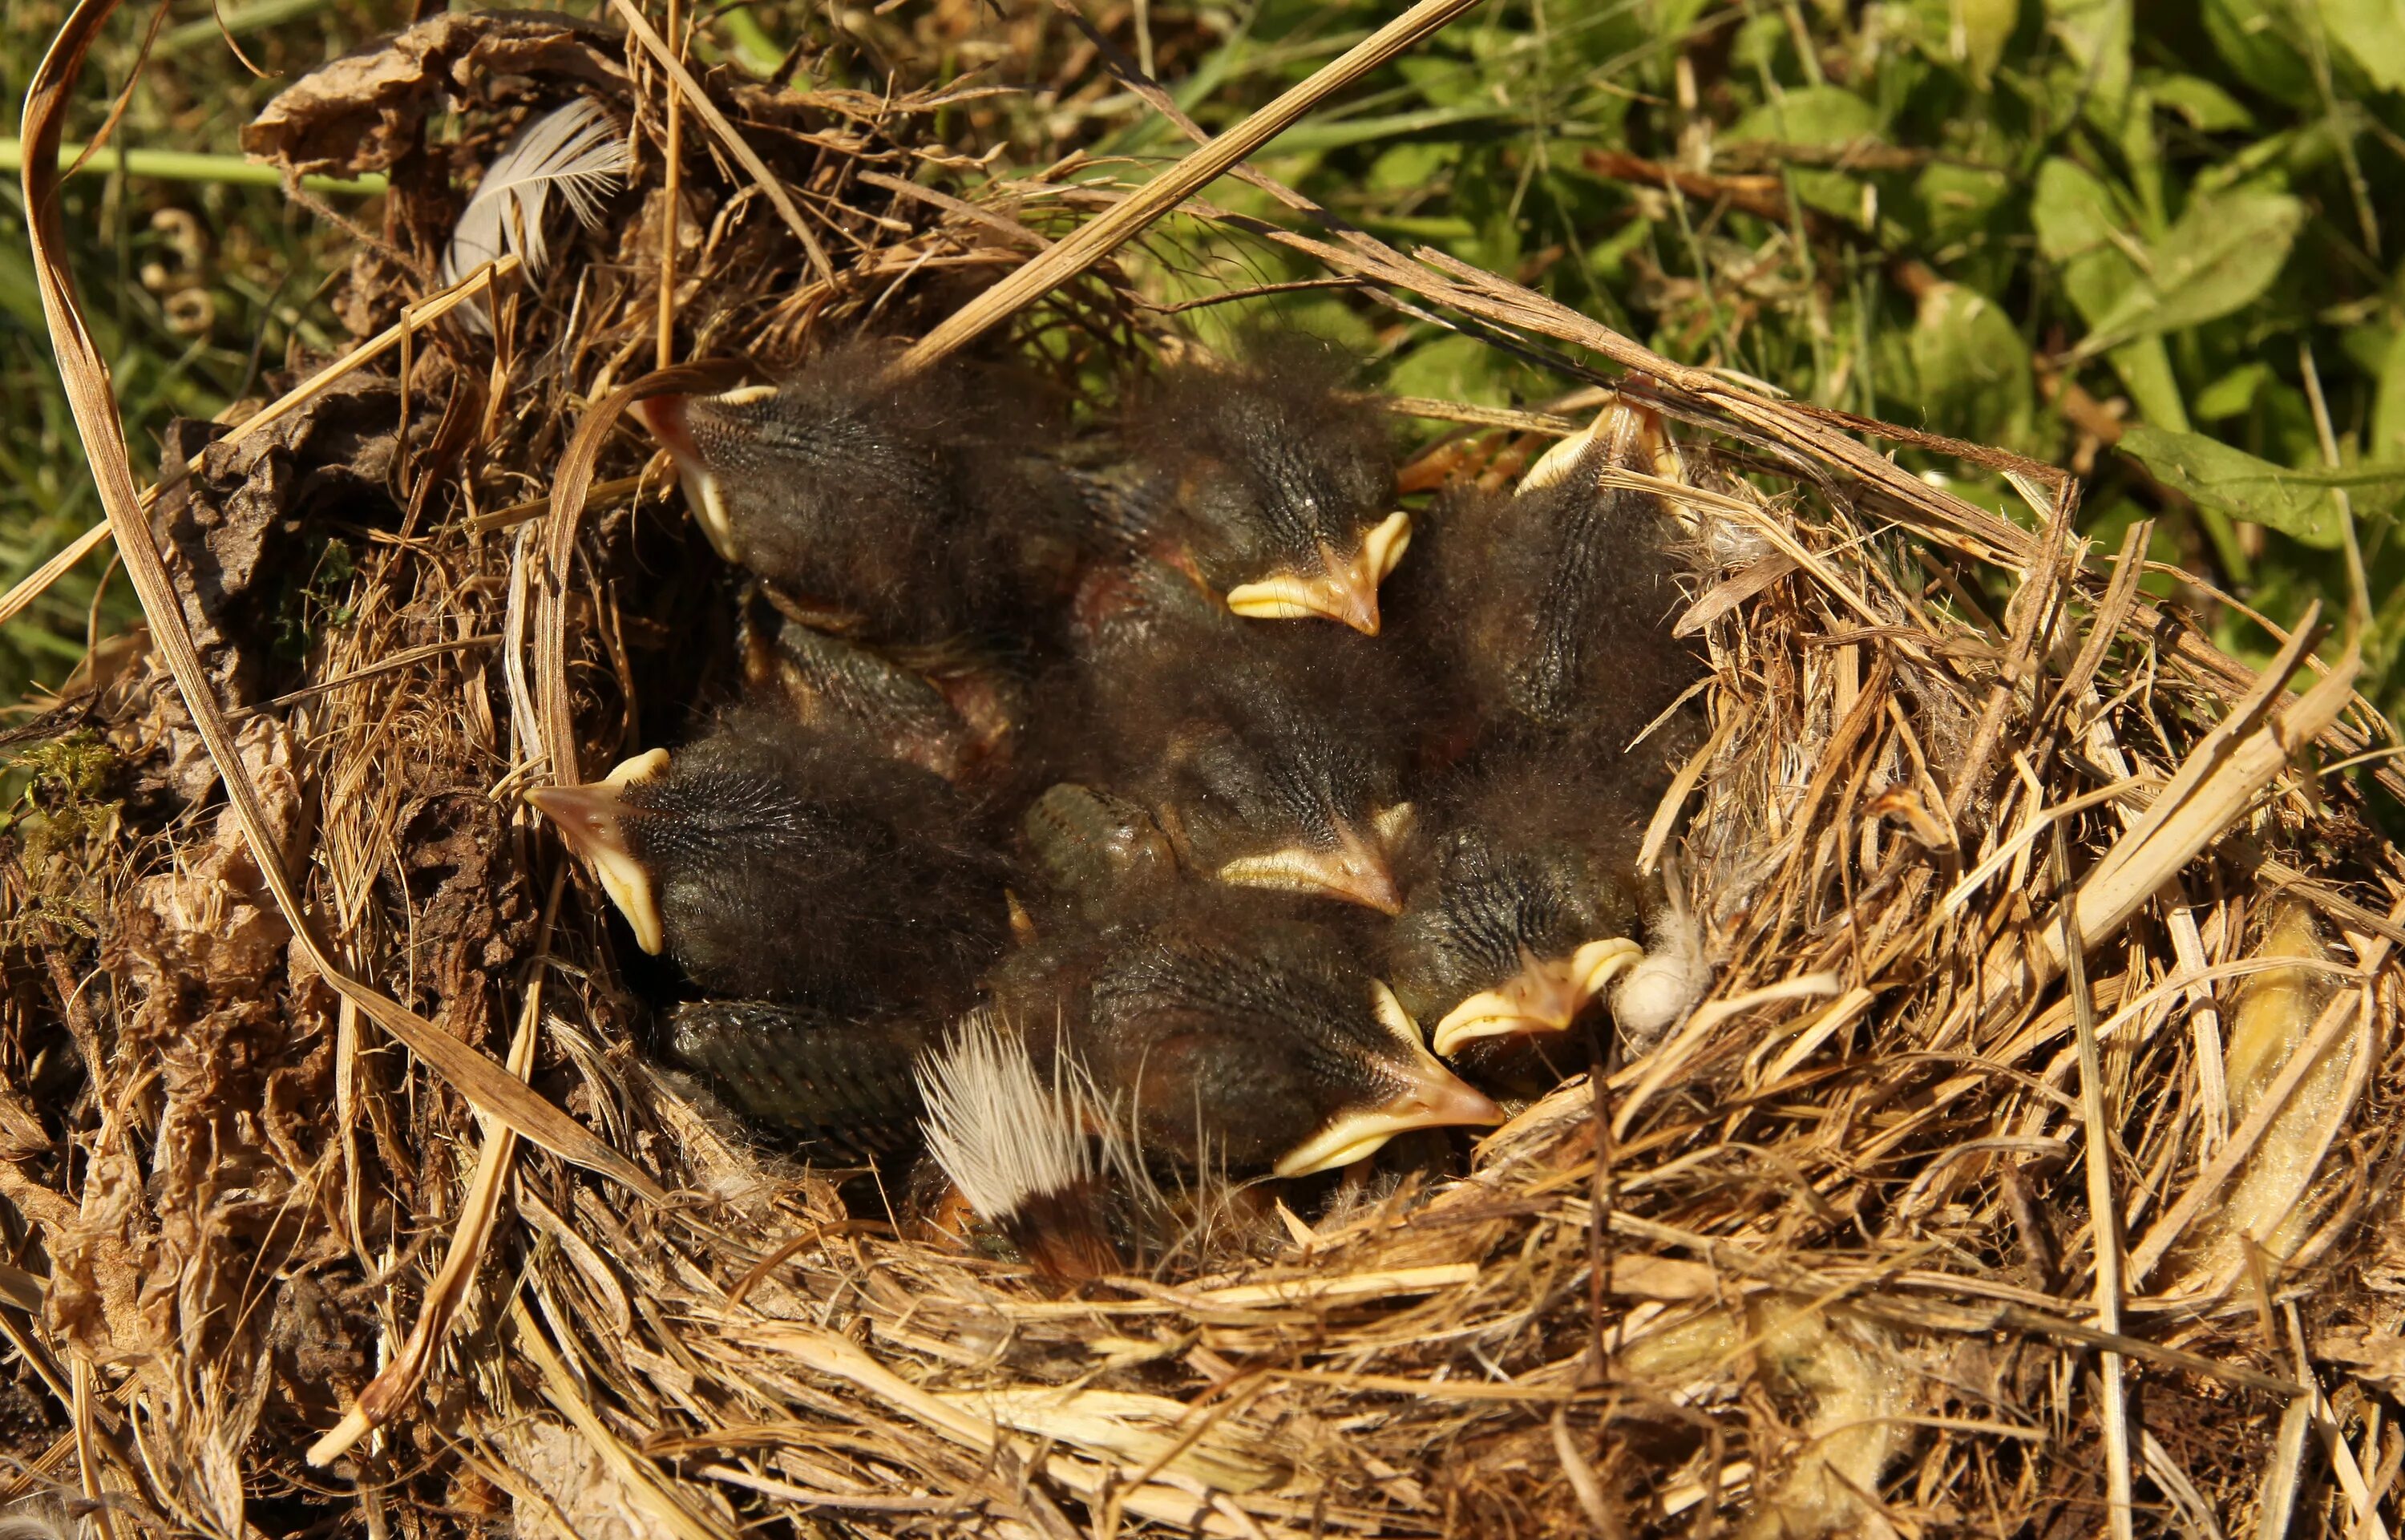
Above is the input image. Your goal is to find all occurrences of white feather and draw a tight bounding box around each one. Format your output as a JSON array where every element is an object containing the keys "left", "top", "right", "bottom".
[
  {"left": 0, "top": 1497, "right": 95, "bottom": 1540},
  {"left": 917, "top": 1014, "right": 1105, "bottom": 1223},
  {"left": 441, "top": 99, "right": 629, "bottom": 291},
  {"left": 1613, "top": 859, "right": 1714, "bottom": 1053}
]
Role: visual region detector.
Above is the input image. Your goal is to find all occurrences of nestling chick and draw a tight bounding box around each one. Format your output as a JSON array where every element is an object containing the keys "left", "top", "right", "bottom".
[
  {"left": 1123, "top": 336, "right": 1408, "bottom": 634},
  {"left": 635, "top": 341, "right": 1079, "bottom": 643},
  {"left": 527, "top": 709, "right": 1011, "bottom": 1008},
  {"left": 1062, "top": 560, "right": 1416, "bottom": 914},
  {"left": 740, "top": 592, "right": 1019, "bottom": 786},
  {"left": 989, "top": 888, "right": 1501, "bottom": 1176},
  {"left": 1019, "top": 781, "right": 1182, "bottom": 926},
  {"left": 1392, "top": 748, "right": 1652, "bottom": 1060},
  {"left": 665, "top": 999, "right": 937, "bottom": 1161},
  {"left": 1425, "top": 395, "right": 1704, "bottom": 753}
]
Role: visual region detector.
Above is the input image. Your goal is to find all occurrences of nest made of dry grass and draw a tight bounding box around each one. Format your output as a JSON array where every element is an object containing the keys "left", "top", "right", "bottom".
[{"left": 10, "top": 5, "right": 2405, "bottom": 1538}]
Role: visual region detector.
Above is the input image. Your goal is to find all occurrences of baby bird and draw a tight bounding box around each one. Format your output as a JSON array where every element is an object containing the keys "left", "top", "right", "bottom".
[
  {"left": 1019, "top": 780, "right": 1182, "bottom": 926},
  {"left": 526, "top": 708, "right": 1010, "bottom": 1008},
  {"left": 665, "top": 999, "right": 938, "bottom": 1162},
  {"left": 1122, "top": 336, "right": 1408, "bottom": 635},
  {"left": 1062, "top": 559, "right": 1415, "bottom": 914},
  {"left": 989, "top": 883, "right": 1502, "bottom": 1177},
  {"left": 635, "top": 341, "right": 1079, "bottom": 644},
  {"left": 740, "top": 592, "right": 1019, "bottom": 786},
  {"left": 1396, "top": 398, "right": 1718, "bottom": 1059},
  {"left": 1426, "top": 395, "right": 1704, "bottom": 754},
  {"left": 1392, "top": 749, "right": 1651, "bottom": 1061}
]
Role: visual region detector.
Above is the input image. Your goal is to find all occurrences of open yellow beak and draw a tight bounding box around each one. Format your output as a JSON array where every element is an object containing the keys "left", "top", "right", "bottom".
[
  {"left": 1216, "top": 806, "right": 1412, "bottom": 915},
  {"left": 1430, "top": 938, "right": 1645, "bottom": 1057},
  {"left": 526, "top": 748, "right": 670, "bottom": 954},
  {"left": 1223, "top": 511, "right": 1413, "bottom": 636},
  {"left": 1518, "top": 398, "right": 1681, "bottom": 497},
  {"left": 1275, "top": 984, "right": 1505, "bottom": 1177}
]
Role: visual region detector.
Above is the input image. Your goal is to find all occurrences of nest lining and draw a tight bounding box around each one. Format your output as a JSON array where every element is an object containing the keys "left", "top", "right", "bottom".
[{"left": 9, "top": 7, "right": 2405, "bottom": 1538}]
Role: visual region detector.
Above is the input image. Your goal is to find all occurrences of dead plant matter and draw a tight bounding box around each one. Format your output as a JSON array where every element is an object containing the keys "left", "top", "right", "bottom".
[{"left": 7, "top": 5, "right": 2405, "bottom": 1538}]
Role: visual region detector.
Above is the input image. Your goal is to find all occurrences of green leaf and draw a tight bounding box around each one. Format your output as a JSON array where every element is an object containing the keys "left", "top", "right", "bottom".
[
  {"left": 2141, "top": 71, "right": 2256, "bottom": 131},
  {"left": 1958, "top": 0, "right": 2021, "bottom": 86},
  {"left": 2030, "top": 158, "right": 2189, "bottom": 423},
  {"left": 2046, "top": 0, "right": 2132, "bottom": 119},
  {"left": 2031, "top": 157, "right": 2138, "bottom": 319},
  {"left": 2194, "top": 362, "right": 2273, "bottom": 419},
  {"left": 2319, "top": 0, "right": 2405, "bottom": 90},
  {"left": 1365, "top": 142, "right": 1453, "bottom": 192},
  {"left": 0, "top": 241, "right": 45, "bottom": 334},
  {"left": 1914, "top": 161, "right": 2011, "bottom": 246},
  {"left": 2201, "top": 0, "right": 2317, "bottom": 105},
  {"left": 2118, "top": 425, "right": 2377, "bottom": 547},
  {"left": 2071, "top": 188, "right": 2304, "bottom": 358},
  {"left": 1725, "top": 87, "right": 1882, "bottom": 224},
  {"left": 1732, "top": 11, "right": 1791, "bottom": 74},
  {"left": 1264, "top": 104, "right": 1511, "bottom": 156},
  {"left": 1384, "top": 333, "right": 1537, "bottom": 408},
  {"left": 1909, "top": 281, "right": 2035, "bottom": 446},
  {"left": 2117, "top": 341, "right": 2194, "bottom": 432},
  {"left": 1584, "top": 214, "right": 1655, "bottom": 287},
  {"left": 1726, "top": 84, "right": 1882, "bottom": 147},
  {"left": 2372, "top": 329, "right": 2405, "bottom": 462},
  {"left": 1390, "top": 55, "right": 1494, "bottom": 112}
]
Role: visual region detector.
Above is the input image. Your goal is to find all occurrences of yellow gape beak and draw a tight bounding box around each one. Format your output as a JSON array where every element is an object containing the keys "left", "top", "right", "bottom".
[
  {"left": 1224, "top": 511, "right": 1413, "bottom": 636},
  {"left": 1518, "top": 398, "right": 1682, "bottom": 498},
  {"left": 1275, "top": 984, "right": 1506, "bottom": 1177},
  {"left": 634, "top": 383, "right": 782, "bottom": 564},
  {"left": 1430, "top": 938, "right": 1645, "bottom": 1057},
  {"left": 1216, "top": 806, "right": 1413, "bottom": 916},
  {"left": 527, "top": 748, "right": 671, "bottom": 954}
]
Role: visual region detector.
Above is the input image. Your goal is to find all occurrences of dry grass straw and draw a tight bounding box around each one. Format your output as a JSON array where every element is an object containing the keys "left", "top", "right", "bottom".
[{"left": 11, "top": 2, "right": 2405, "bottom": 1535}]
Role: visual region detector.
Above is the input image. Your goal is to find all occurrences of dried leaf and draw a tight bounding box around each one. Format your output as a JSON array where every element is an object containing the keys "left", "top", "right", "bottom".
[{"left": 242, "top": 12, "right": 625, "bottom": 180}]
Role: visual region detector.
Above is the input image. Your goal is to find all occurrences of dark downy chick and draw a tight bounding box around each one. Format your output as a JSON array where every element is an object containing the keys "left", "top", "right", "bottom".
[
  {"left": 1392, "top": 748, "right": 1653, "bottom": 1061},
  {"left": 1062, "top": 561, "right": 1416, "bottom": 914},
  {"left": 1426, "top": 395, "right": 1704, "bottom": 755},
  {"left": 665, "top": 999, "right": 937, "bottom": 1162},
  {"left": 635, "top": 341, "right": 1078, "bottom": 642},
  {"left": 740, "top": 592, "right": 1019, "bottom": 786},
  {"left": 1019, "top": 781, "right": 1182, "bottom": 926},
  {"left": 526, "top": 709, "right": 1011, "bottom": 1008},
  {"left": 991, "top": 889, "right": 1501, "bottom": 1177},
  {"left": 1126, "top": 336, "right": 1407, "bottom": 635}
]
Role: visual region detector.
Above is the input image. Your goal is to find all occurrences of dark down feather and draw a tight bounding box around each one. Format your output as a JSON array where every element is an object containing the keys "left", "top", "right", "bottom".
[
  {"left": 665, "top": 999, "right": 939, "bottom": 1161},
  {"left": 1422, "top": 422, "right": 1705, "bottom": 759},
  {"left": 653, "top": 340, "right": 1083, "bottom": 641},
  {"left": 612, "top": 709, "right": 1013, "bottom": 1008},
  {"left": 1124, "top": 335, "right": 1399, "bottom": 595}
]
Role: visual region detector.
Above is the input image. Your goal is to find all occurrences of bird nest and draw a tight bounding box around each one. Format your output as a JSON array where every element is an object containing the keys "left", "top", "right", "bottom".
[{"left": 13, "top": 5, "right": 2405, "bottom": 1538}]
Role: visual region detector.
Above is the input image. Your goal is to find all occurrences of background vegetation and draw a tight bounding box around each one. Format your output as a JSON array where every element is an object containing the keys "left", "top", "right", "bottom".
[{"left": 7, "top": 0, "right": 2404, "bottom": 732}]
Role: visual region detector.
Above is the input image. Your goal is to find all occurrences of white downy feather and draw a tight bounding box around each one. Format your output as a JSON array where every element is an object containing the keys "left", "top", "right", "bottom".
[
  {"left": 917, "top": 1013, "right": 1108, "bottom": 1223},
  {"left": 1614, "top": 858, "right": 1713, "bottom": 1053},
  {"left": 441, "top": 98, "right": 629, "bottom": 308}
]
